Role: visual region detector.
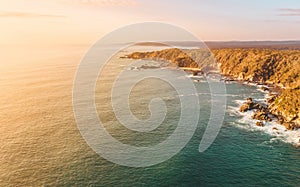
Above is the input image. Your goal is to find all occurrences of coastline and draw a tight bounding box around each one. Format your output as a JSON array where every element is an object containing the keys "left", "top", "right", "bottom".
[
  {"left": 122, "top": 48, "right": 300, "bottom": 146},
  {"left": 213, "top": 74, "right": 300, "bottom": 146},
  {"left": 122, "top": 47, "right": 300, "bottom": 133},
  {"left": 221, "top": 73, "right": 299, "bottom": 129},
  {"left": 124, "top": 61, "right": 300, "bottom": 146},
  {"left": 238, "top": 82, "right": 300, "bottom": 146}
]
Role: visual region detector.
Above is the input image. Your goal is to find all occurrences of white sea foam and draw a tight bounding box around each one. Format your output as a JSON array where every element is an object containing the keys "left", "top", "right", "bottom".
[
  {"left": 256, "top": 86, "right": 269, "bottom": 94},
  {"left": 177, "top": 93, "right": 199, "bottom": 97},
  {"left": 242, "top": 81, "right": 258, "bottom": 86},
  {"left": 185, "top": 74, "right": 194, "bottom": 78},
  {"left": 224, "top": 81, "right": 237, "bottom": 84},
  {"left": 227, "top": 106, "right": 241, "bottom": 116},
  {"left": 193, "top": 79, "right": 206, "bottom": 83},
  {"left": 232, "top": 99, "right": 300, "bottom": 147},
  {"left": 193, "top": 75, "right": 205, "bottom": 79}
]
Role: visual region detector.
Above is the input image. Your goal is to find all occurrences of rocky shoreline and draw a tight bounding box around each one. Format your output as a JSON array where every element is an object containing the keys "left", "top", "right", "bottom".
[
  {"left": 123, "top": 48, "right": 300, "bottom": 132},
  {"left": 239, "top": 96, "right": 296, "bottom": 130},
  {"left": 220, "top": 76, "right": 300, "bottom": 131}
]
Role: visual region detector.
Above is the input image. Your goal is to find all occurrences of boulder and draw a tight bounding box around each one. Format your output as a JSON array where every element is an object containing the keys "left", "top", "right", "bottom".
[
  {"left": 256, "top": 121, "right": 264, "bottom": 127},
  {"left": 284, "top": 122, "right": 295, "bottom": 130},
  {"left": 252, "top": 110, "right": 272, "bottom": 122},
  {"left": 260, "top": 86, "right": 269, "bottom": 92},
  {"left": 266, "top": 96, "right": 277, "bottom": 104},
  {"left": 239, "top": 99, "right": 265, "bottom": 113},
  {"left": 277, "top": 115, "right": 285, "bottom": 124},
  {"left": 239, "top": 103, "right": 251, "bottom": 112}
]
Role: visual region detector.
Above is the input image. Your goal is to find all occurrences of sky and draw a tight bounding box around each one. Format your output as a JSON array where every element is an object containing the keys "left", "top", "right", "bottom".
[{"left": 0, "top": 0, "right": 300, "bottom": 46}]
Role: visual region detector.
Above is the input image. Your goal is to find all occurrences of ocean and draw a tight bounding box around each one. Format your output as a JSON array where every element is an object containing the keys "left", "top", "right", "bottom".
[{"left": 0, "top": 45, "right": 299, "bottom": 186}]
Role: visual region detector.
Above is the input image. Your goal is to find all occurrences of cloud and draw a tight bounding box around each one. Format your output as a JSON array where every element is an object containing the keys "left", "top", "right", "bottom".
[
  {"left": 264, "top": 19, "right": 300, "bottom": 23},
  {"left": 78, "top": 0, "right": 138, "bottom": 6},
  {"left": 0, "top": 11, "right": 66, "bottom": 18},
  {"left": 278, "top": 8, "right": 300, "bottom": 16}
]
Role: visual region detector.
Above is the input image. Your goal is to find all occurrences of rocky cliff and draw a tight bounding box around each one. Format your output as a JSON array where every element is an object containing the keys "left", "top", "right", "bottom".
[
  {"left": 213, "top": 49, "right": 300, "bottom": 88},
  {"left": 124, "top": 48, "right": 300, "bottom": 130},
  {"left": 213, "top": 49, "right": 300, "bottom": 130}
]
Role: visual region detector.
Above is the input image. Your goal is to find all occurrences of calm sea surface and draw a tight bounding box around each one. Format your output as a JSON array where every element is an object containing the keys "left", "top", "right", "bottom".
[{"left": 0, "top": 45, "right": 299, "bottom": 186}]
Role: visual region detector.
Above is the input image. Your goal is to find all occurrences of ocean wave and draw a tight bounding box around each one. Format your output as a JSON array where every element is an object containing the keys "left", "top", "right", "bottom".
[
  {"left": 242, "top": 81, "right": 258, "bottom": 86},
  {"left": 177, "top": 93, "right": 199, "bottom": 97},
  {"left": 232, "top": 99, "right": 300, "bottom": 147},
  {"left": 227, "top": 106, "right": 241, "bottom": 116}
]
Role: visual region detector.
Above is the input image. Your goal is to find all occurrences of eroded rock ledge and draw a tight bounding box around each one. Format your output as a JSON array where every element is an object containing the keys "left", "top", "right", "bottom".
[{"left": 239, "top": 97, "right": 299, "bottom": 130}]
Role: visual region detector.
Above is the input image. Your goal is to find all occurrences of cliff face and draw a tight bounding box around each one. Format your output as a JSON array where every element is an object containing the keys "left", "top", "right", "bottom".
[
  {"left": 213, "top": 49, "right": 300, "bottom": 88},
  {"left": 212, "top": 49, "right": 300, "bottom": 129},
  {"left": 268, "top": 87, "right": 300, "bottom": 129},
  {"left": 124, "top": 48, "right": 300, "bottom": 129}
]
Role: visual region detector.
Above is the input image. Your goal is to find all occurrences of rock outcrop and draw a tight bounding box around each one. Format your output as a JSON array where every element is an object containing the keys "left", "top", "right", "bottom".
[
  {"left": 239, "top": 97, "right": 272, "bottom": 124},
  {"left": 256, "top": 121, "right": 264, "bottom": 127},
  {"left": 239, "top": 98, "right": 263, "bottom": 112},
  {"left": 252, "top": 110, "right": 272, "bottom": 122}
]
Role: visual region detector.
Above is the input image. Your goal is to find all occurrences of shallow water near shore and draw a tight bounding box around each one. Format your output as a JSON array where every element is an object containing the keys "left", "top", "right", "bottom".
[{"left": 0, "top": 45, "right": 299, "bottom": 186}]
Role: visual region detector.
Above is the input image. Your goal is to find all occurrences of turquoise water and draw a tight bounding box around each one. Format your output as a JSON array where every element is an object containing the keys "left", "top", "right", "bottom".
[{"left": 0, "top": 46, "right": 299, "bottom": 186}]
